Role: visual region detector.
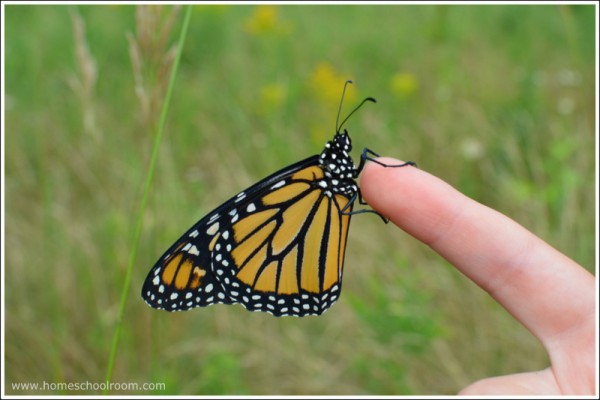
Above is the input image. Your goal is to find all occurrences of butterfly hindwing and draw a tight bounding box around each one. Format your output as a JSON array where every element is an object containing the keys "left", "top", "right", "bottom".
[{"left": 141, "top": 221, "right": 233, "bottom": 311}]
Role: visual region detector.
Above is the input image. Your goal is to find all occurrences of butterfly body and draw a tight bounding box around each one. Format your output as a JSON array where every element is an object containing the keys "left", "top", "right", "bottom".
[{"left": 142, "top": 131, "right": 359, "bottom": 317}]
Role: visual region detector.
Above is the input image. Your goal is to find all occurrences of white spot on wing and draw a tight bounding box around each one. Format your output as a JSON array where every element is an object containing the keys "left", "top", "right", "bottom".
[
  {"left": 207, "top": 222, "right": 219, "bottom": 235},
  {"left": 271, "top": 180, "right": 285, "bottom": 189},
  {"left": 235, "top": 192, "right": 246, "bottom": 202}
]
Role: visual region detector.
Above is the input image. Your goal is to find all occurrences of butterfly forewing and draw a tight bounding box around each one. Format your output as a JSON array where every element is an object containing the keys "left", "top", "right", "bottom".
[{"left": 210, "top": 164, "right": 353, "bottom": 316}]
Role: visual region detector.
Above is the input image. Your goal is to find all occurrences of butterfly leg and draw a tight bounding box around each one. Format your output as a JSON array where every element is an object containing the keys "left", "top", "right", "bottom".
[
  {"left": 345, "top": 148, "right": 416, "bottom": 223},
  {"left": 356, "top": 148, "right": 416, "bottom": 174},
  {"left": 340, "top": 191, "right": 390, "bottom": 223}
]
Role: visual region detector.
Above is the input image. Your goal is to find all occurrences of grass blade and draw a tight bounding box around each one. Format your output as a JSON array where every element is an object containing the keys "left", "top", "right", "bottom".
[{"left": 103, "top": 5, "right": 193, "bottom": 393}]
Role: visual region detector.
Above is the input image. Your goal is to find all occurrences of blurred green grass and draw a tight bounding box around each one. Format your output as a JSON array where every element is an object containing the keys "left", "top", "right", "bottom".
[{"left": 4, "top": 4, "right": 596, "bottom": 395}]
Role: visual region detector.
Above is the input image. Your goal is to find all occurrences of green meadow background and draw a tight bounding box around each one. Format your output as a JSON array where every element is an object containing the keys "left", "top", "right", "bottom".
[{"left": 4, "top": 4, "right": 596, "bottom": 395}]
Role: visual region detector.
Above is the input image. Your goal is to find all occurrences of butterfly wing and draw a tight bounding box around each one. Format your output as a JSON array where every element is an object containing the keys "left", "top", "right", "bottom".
[
  {"left": 142, "top": 155, "right": 353, "bottom": 316},
  {"left": 141, "top": 234, "right": 233, "bottom": 311},
  {"left": 210, "top": 162, "right": 353, "bottom": 316}
]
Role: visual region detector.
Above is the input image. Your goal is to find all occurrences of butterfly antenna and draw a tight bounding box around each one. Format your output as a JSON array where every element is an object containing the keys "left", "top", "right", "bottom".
[
  {"left": 335, "top": 80, "right": 353, "bottom": 134},
  {"left": 337, "top": 96, "right": 377, "bottom": 133}
]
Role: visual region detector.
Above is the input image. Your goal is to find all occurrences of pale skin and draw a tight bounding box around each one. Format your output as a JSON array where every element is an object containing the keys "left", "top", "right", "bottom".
[{"left": 360, "top": 157, "right": 596, "bottom": 395}]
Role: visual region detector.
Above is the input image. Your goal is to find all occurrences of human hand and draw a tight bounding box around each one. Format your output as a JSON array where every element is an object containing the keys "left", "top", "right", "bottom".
[{"left": 360, "top": 157, "right": 596, "bottom": 395}]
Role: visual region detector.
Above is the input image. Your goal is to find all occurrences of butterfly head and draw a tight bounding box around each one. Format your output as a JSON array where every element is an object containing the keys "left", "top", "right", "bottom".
[{"left": 334, "top": 128, "right": 353, "bottom": 151}]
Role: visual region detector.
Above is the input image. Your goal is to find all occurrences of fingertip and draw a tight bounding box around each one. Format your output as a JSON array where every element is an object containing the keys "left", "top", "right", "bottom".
[
  {"left": 359, "top": 156, "right": 461, "bottom": 244},
  {"left": 360, "top": 157, "right": 418, "bottom": 218}
]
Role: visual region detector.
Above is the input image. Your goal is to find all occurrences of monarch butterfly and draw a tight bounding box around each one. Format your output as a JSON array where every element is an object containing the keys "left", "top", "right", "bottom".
[{"left": 142, "top": 81, "right": 414, "bottom": 317}]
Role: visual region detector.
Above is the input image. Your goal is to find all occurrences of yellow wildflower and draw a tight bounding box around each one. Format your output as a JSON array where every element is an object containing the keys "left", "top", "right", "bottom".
[
  {"left": 390, "top": 72, "right": 419, "bottom": 98},
  {"left": 258, "top": 83, "right": 287, "bottom": 114},
  {"left": 310, "top": 62, "right": 357, "bottom": 105},
  {"left": 244, "top": 6, "right": 292, "bottom": 35}
]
